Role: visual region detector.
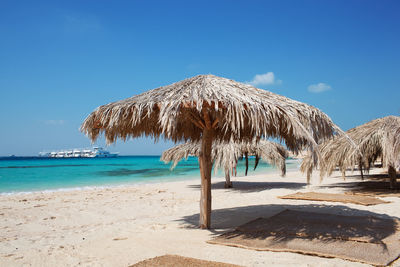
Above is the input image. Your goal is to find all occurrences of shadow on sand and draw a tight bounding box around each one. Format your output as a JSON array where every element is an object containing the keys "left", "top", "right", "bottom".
[
  {"left": 178, "top": 203, "right": 399, "bottom": 235},
  {"left": 318, "top": 173, "right": 400, "bottom": 195},
  {"left": 187, "top": 180, "right": 307, "bottom": 193}
]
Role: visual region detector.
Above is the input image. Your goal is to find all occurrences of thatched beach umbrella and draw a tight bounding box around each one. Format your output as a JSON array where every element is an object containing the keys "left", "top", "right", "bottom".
[
  {"left": 301, "top": 116, "right": 400, "bottom": 189},
  {"left": 161, "top": 140, "right": 288, "bottom": 188},
  {"left": 81, "top": 74, "right": 342, "bottom": 229}
]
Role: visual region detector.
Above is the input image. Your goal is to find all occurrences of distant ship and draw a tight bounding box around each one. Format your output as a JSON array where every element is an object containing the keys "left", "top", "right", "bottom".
[{"left": 39, "top": 147, "right": 119, "bottom": 158}]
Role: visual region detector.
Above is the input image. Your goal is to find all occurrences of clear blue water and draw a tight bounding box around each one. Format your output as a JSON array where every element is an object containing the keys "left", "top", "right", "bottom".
[{"left": 0, "top": 156, "right": 299, "bottom": 194}]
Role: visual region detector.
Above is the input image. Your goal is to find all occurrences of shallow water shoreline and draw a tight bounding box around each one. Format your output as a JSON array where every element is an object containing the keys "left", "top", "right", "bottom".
[{"left": 0, "top": 156, "right": 300, "bottom": 194}]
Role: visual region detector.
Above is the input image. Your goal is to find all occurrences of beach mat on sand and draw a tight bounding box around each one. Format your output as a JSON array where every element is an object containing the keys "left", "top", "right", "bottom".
[
  {"left": 279, "top": 192, "right": 389, "bottom": 206},
  {"left": 131, "top": 255, "right": 241, "bottom": 267},
  {"left": 208, "top": 209, "right": 400, "bottom": 266}
]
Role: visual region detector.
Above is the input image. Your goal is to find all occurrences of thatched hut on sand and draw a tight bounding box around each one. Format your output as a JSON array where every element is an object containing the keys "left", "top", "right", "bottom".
[
  {"left": 161, "top": 140, "right": 288, "bottom": 188},
  {"left": 81, "top": 74, "right": 342, "bottom": 229},
  {"left": 301, "top": 116, "right": 400, "bottom": 189}
]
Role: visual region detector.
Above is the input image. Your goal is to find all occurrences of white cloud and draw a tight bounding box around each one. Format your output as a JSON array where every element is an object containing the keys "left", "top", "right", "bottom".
[
  {"left": 308, "top": 83, "right": 332, "bottom": 93},
  {"left": 247, "top": 72, "right": 281, "bottom": 86},
  {"left": 45, "top": 120, "right": 65, "bottom": 125}
]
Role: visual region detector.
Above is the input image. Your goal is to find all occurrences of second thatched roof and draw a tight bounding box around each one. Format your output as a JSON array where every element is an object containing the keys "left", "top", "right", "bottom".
[
  {"left": 161, "top": 140, "right": 288, "bottom": 176},
  {"left": 301, "top": 116, "right": 400, "bottom": 180}
]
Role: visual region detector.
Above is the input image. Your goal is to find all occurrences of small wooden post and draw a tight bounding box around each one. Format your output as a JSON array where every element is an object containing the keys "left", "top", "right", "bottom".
[
  {"left": 306, "top": 166, "right": 312, "bottom": 184},
  {"left": 254, "top": 155, "right": 260, "bottom": 171},
  {"left": 359, "top": 159, "right": 364, "bottom": 180},
  {"left": 281, "top": 163, "right": 286, "bottom": 177},
  {"left": 340, "top": 166, "right": 346, "bottom": 181},
  {"left": 224, "top": 169, "right": 232, "bottom": 188},
  {"left": 244, "top": 152, "right": 249, "bottom": 176},
  {"left": 388, "top": 165, "right": 397, "bottom": 190}
]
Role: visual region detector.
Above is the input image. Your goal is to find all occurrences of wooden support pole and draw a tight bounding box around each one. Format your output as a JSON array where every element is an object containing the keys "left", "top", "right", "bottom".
[
  {"left": 306, "top": 167, "right": 312, "bottom": 184},
  {"left": 359, "top": 159, "right": 364, "bottom": 180},
  {"left": 341, "top": 167, "right": 346, "bottom": 181},
  {"left": 254, "top": 155, "right": 260, "bottom": 171},
  {"left": 388, "top": 165, "right": 397, "bottom": 190},
  {"left": 211, "top": 118, "right": 219, "bottom": 128},
  {"left": 281, "top": 163, "right": 286, "bottom": 177},
  {"left": 224, "top": 169, "right": 232, "bottom": 188},
  {"left": 245, "top": 152, "right": 249, "bottom": 176},
  {"left": 187, "top": 117, "right": 204, "bottom": 130},
  {"left": 199, "top": 119, "right": 213, "bottom": 229}
]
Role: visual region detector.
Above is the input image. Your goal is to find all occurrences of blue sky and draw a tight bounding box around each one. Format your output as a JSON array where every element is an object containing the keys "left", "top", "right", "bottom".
[{"left": 1, "top": 0, "right": 399, "bottom": 156}]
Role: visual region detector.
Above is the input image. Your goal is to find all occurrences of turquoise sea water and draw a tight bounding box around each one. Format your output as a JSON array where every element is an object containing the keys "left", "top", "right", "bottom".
[{"left": 0, "top": 156, "right": 299, "bottom": 194}]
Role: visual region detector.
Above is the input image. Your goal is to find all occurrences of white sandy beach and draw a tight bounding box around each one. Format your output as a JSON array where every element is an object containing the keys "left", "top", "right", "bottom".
[{"left": 1, "top": 168, "right": 399, "bottom": 267}]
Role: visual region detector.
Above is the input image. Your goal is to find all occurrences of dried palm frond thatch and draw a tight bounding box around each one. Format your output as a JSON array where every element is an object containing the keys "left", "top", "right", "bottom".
[
  {"left": 301, "top": 116, "right": 400, "bottom": 188},
  {"left": 81, "top": 75, "right": 341, "bottom": 150},
  {"left": 81, "top": 74, "right": 343, "bottom": 229},
  {"left": 161, "top": 140, "right": 288, "bottom": 188}
]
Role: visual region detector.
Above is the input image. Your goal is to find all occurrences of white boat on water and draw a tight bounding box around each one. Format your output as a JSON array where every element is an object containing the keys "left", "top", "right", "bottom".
[{"left": 39, "top": 147, "right": 118, "bottom": 158}]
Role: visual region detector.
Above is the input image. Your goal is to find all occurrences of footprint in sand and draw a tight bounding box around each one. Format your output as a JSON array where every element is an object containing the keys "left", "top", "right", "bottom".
[
  {"left": 112, "top": 237, "right": 128, "bottom": 241},
  {"left": 150, "top": 224, "right": 167, "bottom": 230}
]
